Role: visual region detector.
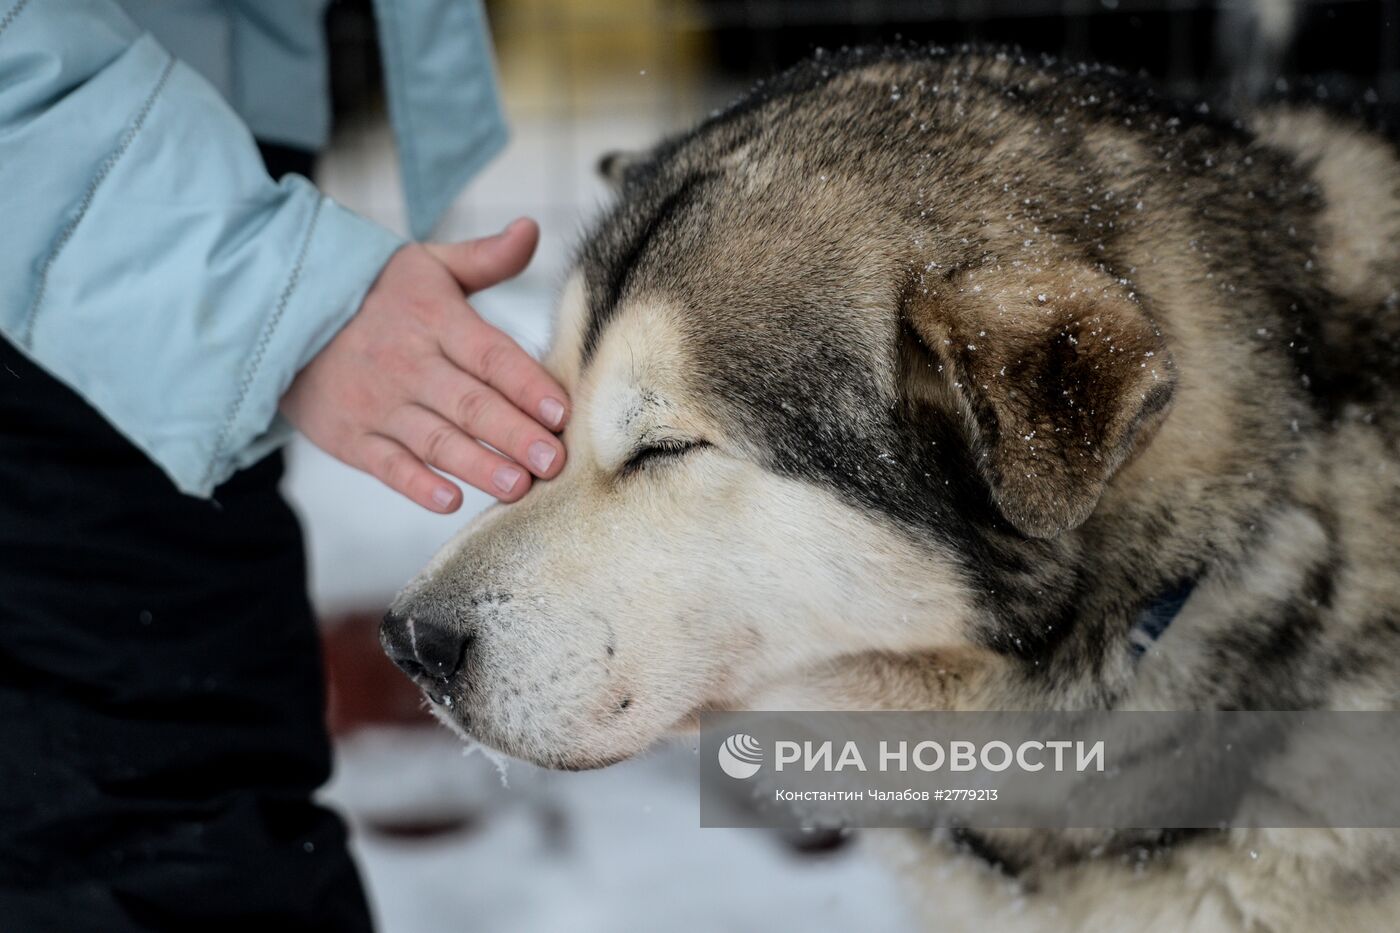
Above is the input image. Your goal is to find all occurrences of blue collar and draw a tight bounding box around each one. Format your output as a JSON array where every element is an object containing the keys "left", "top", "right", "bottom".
[{"left": 1128, "top": 579, "right": 1197, "bottom": 659}]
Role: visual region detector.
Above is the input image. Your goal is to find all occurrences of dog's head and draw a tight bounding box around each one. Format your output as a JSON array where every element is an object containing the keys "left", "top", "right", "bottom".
[{"left": 384, "top": 59, "right": 1176, "bottom": 768}]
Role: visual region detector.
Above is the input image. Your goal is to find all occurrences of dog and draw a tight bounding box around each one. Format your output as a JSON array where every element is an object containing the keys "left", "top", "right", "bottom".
[{"left": 382, "top": 47, "right": 1400, "bottom": 932}]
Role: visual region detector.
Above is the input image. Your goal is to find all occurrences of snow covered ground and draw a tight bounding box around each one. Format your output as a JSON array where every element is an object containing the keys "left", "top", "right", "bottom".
[
  {"left": 284, "top": 97, "right": 915, "bottom": 932},
  {"left": 323, "top": 730, "right": 915, "bottom": 933}
]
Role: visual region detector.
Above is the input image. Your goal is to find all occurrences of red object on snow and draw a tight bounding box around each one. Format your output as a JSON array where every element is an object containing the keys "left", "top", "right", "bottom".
[{"left": 321, "top": 611, "right": 434, "bottom": 735}]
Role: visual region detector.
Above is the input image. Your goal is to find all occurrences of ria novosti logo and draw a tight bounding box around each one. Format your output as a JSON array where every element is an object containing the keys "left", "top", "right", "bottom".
[{"left": 718, "top": 733, "right": 764, "bottom": 779}]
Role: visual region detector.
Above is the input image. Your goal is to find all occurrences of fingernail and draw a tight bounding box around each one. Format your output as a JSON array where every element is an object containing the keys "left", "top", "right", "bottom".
[
  {"left": 539, "top": 397, "right": 566, "bottom": 429},
  {"left": 432, "top": 486, "right": 456, "bottom": 510},
  {"left": 493, "top": 464, "right": 524, "bottom": 495},
  {"left": 527, "top": 440, "right": 557, "bottom": 474}
]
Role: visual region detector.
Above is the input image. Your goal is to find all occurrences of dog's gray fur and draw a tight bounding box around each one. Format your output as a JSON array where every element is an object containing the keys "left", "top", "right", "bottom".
[{"left": 390, "top": 47, "right": 1400, "bottom": 931}]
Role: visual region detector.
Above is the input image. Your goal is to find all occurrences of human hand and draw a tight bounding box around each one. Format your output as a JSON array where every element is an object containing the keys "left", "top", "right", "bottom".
[{"left": 280, "top": 218, "right": 569, "bottom": 512}]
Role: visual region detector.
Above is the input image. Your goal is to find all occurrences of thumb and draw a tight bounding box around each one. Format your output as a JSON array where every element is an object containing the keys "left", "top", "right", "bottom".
[{"left": 425, "top": 218, "right": 540, "bottom": 294}]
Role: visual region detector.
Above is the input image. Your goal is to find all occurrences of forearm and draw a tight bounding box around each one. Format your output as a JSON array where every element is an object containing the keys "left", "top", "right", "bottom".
[{"left": 0, "top": 0, "right": 403, "bottom": 495}]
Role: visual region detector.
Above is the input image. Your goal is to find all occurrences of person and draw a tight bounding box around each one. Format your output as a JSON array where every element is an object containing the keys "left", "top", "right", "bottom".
[{"left": 0, "top": 2, "right": 568, "bottom": 929}]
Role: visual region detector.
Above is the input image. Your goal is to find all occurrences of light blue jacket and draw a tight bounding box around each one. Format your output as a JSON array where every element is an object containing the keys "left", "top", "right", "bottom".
[{"left": 0, "top": 0, "right": 508, "bottom": 496}]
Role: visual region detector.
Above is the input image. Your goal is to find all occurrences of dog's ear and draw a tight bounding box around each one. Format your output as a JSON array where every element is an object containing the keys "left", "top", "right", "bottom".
[
  {"left": 596, "top": 149, "right": 648, "bottom": 189},
  {"left": 901, "top": 265, "right": 1176, "bottom": 538}
]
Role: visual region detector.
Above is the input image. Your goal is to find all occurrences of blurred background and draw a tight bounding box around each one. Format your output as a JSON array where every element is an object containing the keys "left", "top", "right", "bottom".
[{"left": 290, "top": 1, "right": 1399, "bottom": 929}]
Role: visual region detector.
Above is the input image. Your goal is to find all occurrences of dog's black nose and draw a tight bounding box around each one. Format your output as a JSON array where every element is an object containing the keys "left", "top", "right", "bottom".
[{"left": 380, "top": 609, "right": 471, "bottom": 683}]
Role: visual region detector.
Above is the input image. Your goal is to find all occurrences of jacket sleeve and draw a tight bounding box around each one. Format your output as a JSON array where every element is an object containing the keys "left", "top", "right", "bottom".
[{"left": 0, "top": 0, "right": 405, "bottom": 496}]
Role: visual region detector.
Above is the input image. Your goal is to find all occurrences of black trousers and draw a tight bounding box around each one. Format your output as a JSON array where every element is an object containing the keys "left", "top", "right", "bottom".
[{"left": 0, "top": 145, "right": 374, "bottom": 932}]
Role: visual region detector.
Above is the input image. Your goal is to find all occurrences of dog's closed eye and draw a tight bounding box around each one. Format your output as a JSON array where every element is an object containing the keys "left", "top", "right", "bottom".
[{"left": 620, "top": 439, "right": 710, "bottom": 477}]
